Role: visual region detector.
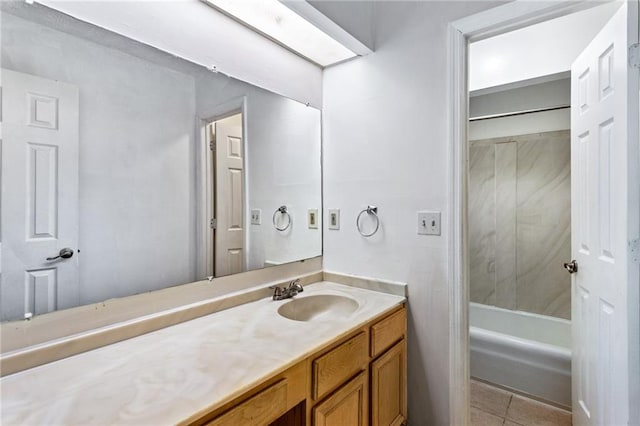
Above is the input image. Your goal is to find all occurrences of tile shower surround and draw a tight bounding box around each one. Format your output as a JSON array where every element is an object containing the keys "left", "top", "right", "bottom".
[{"left": 469, "top": 130, "right": 571, "bottom": 319}]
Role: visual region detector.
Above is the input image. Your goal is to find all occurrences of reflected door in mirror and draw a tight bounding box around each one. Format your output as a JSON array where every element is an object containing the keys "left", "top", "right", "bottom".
[
  {"left": 1, "top": 69, "right": 80, "bottom": 321},
  {"left": 213, "top": 113, "right": 245, "bottom": 277}
]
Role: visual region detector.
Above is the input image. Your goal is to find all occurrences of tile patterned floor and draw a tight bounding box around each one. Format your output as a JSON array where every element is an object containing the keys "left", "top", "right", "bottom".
[{"left": 470, "top": 380, "right": 572, "bottom": 426}]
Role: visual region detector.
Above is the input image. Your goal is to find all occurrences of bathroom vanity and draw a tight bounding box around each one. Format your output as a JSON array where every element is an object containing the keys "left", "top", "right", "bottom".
[
  {"left": 1, "top": 281, "right": 407, "bottom": 426},
  {"left": 192, "top": 301, "right": 407, "bottom": 426}
]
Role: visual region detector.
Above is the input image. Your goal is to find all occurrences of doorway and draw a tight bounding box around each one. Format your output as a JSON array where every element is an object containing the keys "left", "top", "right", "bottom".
[
  {"left": 448, "top": 1, "right": 639, "bottom": 425},
  {"left": 467, "top": 76, "right": 572, "bottom": 415},
  {"left": 467, "top": 102, "right": 572, "bottom": 420}
]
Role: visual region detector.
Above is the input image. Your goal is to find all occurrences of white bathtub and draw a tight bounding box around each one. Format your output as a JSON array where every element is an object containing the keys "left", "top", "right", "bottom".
[{"left": 469, "top": 302, "right": 572, "bottom": 408}]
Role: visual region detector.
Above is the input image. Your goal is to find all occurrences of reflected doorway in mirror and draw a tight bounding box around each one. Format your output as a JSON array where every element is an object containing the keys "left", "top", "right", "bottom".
[{"left": 209, "top": 113, "right": 245, "bottom": 278}]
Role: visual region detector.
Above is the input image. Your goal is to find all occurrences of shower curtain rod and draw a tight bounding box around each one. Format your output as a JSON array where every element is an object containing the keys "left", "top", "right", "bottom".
[{"left": 469, "top": 105, "right": 570, "bottom": 122}]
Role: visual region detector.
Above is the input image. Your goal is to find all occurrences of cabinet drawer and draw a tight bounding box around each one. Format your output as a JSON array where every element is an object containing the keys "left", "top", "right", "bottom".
[
  {"left": 207, "top": 380, "right": 288, "bottom": 426},
  {"left": 371, "top": 307, "right": 406, "bottom": 358},
  {"left": 313, "top": 332, "right": 368, "bottom": 400}
]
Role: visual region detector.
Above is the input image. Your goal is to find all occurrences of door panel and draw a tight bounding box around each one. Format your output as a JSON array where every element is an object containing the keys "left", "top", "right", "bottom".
[
  {"left": 1, "top": 69, "right": 79, "bottom": 321},
  {"left": 575, "top": 285, "right": 590, "bottom": 418},
  {"left": 576, "top": 130, "right": 591, "bottom": 254},
  {"left": 570, "top": 3, "right": 637, "bottom": 424},
  {"left": 25, "top": 268, "right": 57, "bottom": 315},
  {"left": 28, "top": 142, "right": 59, "bottom": 239}
]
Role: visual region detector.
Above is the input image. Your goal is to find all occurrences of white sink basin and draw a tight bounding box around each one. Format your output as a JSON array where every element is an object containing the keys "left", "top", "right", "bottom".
[{"left": 277, "top": 294, "right": 359, "bottom": 322}]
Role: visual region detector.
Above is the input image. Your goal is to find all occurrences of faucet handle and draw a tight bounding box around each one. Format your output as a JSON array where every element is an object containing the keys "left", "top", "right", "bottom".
[
  {"left": 269, "top": 285, "right": 284, "bottom": 300},
  {"left": 288, "top": 279, "right": 303, "bottom": 292}
]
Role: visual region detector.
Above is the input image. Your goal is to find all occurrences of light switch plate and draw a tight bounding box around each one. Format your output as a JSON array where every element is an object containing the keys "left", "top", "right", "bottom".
[
  {"left": 328, "top": 209, "right": 340, "bottom": 230},
  {"left": 251, "top": 209, "right": 262, "bottom": 225},
  {"left": 308, "top": 209, "right": 319, "bottom": 229},
  {"left": 418, "top": 211, "right": 441, "bottom": 236}
]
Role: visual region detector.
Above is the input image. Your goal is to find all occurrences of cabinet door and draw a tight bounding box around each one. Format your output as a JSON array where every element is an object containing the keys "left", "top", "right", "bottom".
[
  {"left": 371, "top": 340, "right": 406, "bottom": 426},
  {"left": 313, "top": 372, "right": 368, "bottom": 426}
]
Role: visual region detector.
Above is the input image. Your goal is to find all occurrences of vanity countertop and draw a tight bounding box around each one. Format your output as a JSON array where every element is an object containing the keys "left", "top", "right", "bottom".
[{"left": 1, "top": 281, "right": 405, "bottom": 425}]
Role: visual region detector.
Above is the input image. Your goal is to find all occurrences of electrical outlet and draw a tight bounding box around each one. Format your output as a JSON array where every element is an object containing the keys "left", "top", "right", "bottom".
[
  {"left": 328, "top": 209, "right": 340, "bottom": 230},
  {"left": 308, "top": 209, "right": 319, "bottom": 229},
  {"left": 418, "top": 211, "right": 441, "bottom": 236},
  {"left": 251, "top": 209, "right": 262, "bottom": 225}
]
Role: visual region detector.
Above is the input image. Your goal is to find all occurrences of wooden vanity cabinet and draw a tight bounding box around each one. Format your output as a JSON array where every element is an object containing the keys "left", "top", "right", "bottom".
[
  {"left": 310, "top": 304, "right": 407, "bottom": 426},
  {"left": 191, "top": 304, "right": 406, "bottom": 426}
]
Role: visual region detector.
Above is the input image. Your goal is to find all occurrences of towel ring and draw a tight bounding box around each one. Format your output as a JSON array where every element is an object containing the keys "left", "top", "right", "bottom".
[
  {"left": 356, "top": 205, "right": 379, "bottom": 237},
  {"left": 273, "top": 205, "right": 291, "bottom": 231}
]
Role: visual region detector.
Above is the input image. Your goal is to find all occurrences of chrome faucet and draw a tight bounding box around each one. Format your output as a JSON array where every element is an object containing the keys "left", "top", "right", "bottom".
[{"left": 270, "top": 279, "right": 304, "bottom": 301}]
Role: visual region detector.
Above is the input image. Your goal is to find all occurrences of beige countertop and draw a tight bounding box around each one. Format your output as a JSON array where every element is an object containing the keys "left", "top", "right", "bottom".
[{"left": 1, "top": 281, "right": 406, "bottom": 425}]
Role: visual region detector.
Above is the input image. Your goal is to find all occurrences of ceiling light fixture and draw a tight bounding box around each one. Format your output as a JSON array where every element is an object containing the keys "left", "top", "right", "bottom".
[{"left": 201, "top": 0, "right": 357, "bottom": 67}]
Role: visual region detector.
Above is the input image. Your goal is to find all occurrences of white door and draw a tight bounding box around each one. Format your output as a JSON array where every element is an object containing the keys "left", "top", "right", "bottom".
[
  {"left": 1, "top": 69, "right": 80, "bottom": 321},
  {"left": 214, "top": 114, "right": 244, "bottom": 277},
  {"left": 570, "top": 2, "right": 639, "bottom": 425}
]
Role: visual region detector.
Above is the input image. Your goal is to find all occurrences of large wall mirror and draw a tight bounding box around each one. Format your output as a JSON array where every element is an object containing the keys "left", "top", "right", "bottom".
[{"left": 0, "top": 3, "right": 322, "bottom": 322}]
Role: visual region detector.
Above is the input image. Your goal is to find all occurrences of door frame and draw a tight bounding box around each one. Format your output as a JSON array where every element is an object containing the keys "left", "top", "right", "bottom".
[
  {"left": 196, "top": 96, "right": 248, "bottom": 279},
  {"left": 446, "top": 1, "right": 640, "bottom": 424}
]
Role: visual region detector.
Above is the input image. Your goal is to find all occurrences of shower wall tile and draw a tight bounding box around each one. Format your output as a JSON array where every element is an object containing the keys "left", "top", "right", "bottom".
[
  {"left": 469, "top": 144, "right": 496, "bottom": 305},
  {"left": 494, "top": 142, "right": 517, "bottom": 310},
  {"left": 516, "top": 133, "right": 571, "bottom": 319},
  {"left": 469, "top": 130, "right": 571, "bottom": 320}
]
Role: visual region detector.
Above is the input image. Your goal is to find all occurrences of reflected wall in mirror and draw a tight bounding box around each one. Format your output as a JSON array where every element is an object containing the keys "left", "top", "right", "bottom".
[{"left": 0, "top": 3, "right": 322, "bottom": 322}]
